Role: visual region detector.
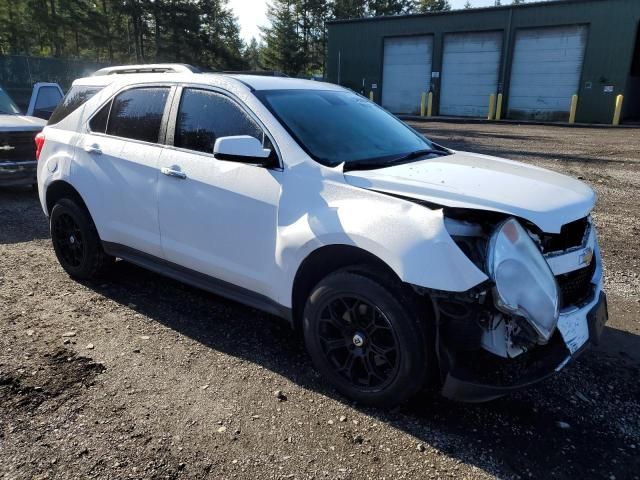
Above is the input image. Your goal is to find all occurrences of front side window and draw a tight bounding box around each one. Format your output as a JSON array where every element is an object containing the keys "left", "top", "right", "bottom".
[
  {"left": 106, "top": 87, "right": 170, "bottom": 143},
  {"left": 49, "top": 85, "right": 103, "bottom": 125},
  {"left": 175, "top": 88, "right": 265, "bottom": 154},
  {"left": 256, "top": 89, "right": 440, "bottom": 168}
]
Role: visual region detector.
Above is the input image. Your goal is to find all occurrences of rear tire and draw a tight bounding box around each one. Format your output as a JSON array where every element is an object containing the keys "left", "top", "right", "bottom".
[
  {"left": 303, "top": 268, "right": 431, "bottom": 408},
  {"left": 50, "top": 198, "right": 114, "bottom": 279}
]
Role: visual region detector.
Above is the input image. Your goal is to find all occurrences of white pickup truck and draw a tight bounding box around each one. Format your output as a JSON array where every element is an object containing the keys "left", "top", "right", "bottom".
[{"left": 0, "top": 83, "right": 63, "bottom": 187}]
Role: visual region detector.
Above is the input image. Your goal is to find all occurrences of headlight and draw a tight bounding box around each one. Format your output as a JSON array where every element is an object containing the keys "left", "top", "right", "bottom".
[{"left": 486, "top": 218, "right": 560, "bottom": 342}]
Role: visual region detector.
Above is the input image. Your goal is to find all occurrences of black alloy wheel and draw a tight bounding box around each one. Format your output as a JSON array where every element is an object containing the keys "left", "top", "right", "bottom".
[
  {"left": 52, "top": 212, "right": 85, "bottom": 268},
  {"left": 304, "top": 268, "right": 432, "bottom": 408},
  {"left": 317, "top": 294, "right": 400, "bottom": 390},
  {"left": 50, "top": 198, "right": 114, "bottom": 279}
]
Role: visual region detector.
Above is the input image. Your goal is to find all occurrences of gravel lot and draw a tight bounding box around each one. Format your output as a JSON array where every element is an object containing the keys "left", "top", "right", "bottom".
[{"left": 1, "top": 122, "right": 639, "bottom": 480}]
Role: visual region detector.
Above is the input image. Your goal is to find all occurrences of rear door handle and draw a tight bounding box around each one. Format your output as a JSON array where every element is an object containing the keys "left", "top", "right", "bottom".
[
  {"left": 161, "top": 167, "right": 187, "bottom": 179},
  {"left": 84, "top": 144, "right": 102, "bottom": 155}
]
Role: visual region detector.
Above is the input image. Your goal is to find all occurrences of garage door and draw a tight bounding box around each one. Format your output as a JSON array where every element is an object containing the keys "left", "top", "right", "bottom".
[
  {"left": 508, "top": 25, "right": 588, "bottom": 121},
  {"left": 440, "top": 31, "right": 502, "bottom": 117},
  {"left": 382, "top": 36, "right": 433, "bottom": 115}
]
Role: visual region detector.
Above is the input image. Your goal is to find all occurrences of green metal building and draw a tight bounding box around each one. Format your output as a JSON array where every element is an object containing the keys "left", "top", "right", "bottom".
[{"left": 326, "top": 0, "right": 640, "bottom": 124}]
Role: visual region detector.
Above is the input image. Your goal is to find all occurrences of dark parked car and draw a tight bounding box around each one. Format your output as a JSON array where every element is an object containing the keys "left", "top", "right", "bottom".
[{"left": 0, "top": 83, "right": 63, "bottom": 187}]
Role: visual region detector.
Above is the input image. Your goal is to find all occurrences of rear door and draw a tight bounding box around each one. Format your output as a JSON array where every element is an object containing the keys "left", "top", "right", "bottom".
[{"left": 76, "top": 86, "right": 172, "bottom": 257}]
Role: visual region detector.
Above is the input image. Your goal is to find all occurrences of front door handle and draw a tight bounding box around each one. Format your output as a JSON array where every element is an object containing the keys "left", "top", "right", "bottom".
[
  {"left": 161, "top": 167, "right": 187, "bottom": 179},
  {"left": 84, "top": 144, "right": 102, "bottom": 155}
]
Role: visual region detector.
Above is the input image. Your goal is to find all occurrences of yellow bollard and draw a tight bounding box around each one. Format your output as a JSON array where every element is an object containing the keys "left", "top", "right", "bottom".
[
  {"left": 420, "top": 92, "right": 426, "bottom": 117},
  {"left": 369, "top": 91, "right": 374, "bottom": 102},
  {"left": 613, "top": 94, "right": 624, "bottom": 126},
  {"left": 569, "top": 94, "right": 578, "bottom": 124},
  {"left": 427, "top": 92, "right": 433, "bottom": 117},
  {"left": 496, "top": 93, "right": 503, "bottom": 121},
  {"left": 488, "top": 94, "right": 496, "bottom": 120}
]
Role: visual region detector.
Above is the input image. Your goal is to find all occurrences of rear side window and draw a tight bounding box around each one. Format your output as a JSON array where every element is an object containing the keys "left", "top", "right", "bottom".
[
  {"left": 48, "top": 85, "right": 103, "bottom": 125},
  {"left": 106, "top": 87, "right": 170, "bottom": 143},
  {"left": 175, "top": 89, "right": 263, "bottom": 154}
]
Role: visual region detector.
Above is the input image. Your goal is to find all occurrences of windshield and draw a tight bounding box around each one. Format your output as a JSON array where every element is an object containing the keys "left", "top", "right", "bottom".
[
  {"left": 255, "top": 89, "right": 439, "bottom": 167},
  {"left": 0, "top": 88, "right": 21, "bottom": 115}
]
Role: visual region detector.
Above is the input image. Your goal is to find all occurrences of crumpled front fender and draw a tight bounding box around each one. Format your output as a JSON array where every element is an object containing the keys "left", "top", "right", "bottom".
[{"left": 276, "top": 168, "right": 488, "bottom": 306}]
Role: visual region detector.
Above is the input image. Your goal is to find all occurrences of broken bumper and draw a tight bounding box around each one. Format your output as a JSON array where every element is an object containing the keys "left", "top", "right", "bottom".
[{"left": 441, "top": 290, "right": 608, "bottom": 403}]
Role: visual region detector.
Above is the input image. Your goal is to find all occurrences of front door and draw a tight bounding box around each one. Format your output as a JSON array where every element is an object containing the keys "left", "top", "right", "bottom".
[{"left": 157, "top": 87, "right": 282, "bottom": 298}]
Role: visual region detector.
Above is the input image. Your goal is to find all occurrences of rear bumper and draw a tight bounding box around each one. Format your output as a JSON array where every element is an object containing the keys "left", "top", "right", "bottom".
[
  {"left": 441, "top": 291, "right": 608, "bottom": 403},
  {"left": 0, "top": 160, "right": 37, "bottom": 186}
]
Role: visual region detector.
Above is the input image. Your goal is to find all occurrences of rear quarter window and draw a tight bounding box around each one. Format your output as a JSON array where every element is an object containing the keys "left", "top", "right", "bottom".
[{"left": 48, "top": 85, "right": 103, "bottom": 125}]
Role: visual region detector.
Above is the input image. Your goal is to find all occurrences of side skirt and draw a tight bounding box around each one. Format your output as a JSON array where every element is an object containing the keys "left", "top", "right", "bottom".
[{"left": 102, "top": 242, "right": 293, "bottom": 325}]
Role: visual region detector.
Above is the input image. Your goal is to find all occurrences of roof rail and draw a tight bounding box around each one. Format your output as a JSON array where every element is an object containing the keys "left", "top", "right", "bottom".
[
  {"left": 223, "top": 70, "right": 289, "bottom": 77},
  {"left": 92, "top": 63, "right": 201, "bottom": 76}
]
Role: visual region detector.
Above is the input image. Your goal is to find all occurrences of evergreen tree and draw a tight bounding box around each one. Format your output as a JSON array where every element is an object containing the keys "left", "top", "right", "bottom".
[
  {"left": 333, "top": 0, "right": 367, "bottom": 19},
  {"left": 0, "top": 0, "right": 247, "bottom": 70},
  {"left": 367, "top": 0, "right": 414, "bottom": 17},
  {"left": 416, "top": 0, "right": 451, "bottom": 12},
  {"left": 261, "top": 0, "right": 305, "bottom": 76},
  {"left": 243, "top": 38, "right": 263, "bottom": 70}
]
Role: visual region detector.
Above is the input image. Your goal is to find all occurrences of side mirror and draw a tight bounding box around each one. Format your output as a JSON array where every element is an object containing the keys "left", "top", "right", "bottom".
[{"left": 213, "top": 135, "right": 272, "bottom": 166}]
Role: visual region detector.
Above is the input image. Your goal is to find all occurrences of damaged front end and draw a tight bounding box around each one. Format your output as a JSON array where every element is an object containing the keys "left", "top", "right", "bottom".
[{"left": 419, "top": 213, "right": 608, "bottom": 402}]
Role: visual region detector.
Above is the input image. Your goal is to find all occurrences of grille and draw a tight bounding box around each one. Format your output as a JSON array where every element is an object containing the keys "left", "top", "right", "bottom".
[
  {"left": 540, "top": 217, "right": 589, "bottom": 253},
  {"left": 0, "top": 131, "right": 38, "bottom": 162},
  {"left": 556, "top": 260, "right": 596, "bottom": 309}
]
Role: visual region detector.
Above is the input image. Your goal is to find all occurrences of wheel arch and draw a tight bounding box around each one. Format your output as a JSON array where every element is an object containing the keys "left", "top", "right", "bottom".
[
  {"left": 45, "top": 180, "right": 89, "bottom": 216},
  {"left": 291, "top": 244, "right": 432, "bottom": 331}
]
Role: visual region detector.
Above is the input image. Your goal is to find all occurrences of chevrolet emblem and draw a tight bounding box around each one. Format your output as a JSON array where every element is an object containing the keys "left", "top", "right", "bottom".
[
  {"left": 579, "top": 247, "right": 594, "bottom": 266},
  {"left": 0, "top": 144, "right": 15, "bottom": 151}
]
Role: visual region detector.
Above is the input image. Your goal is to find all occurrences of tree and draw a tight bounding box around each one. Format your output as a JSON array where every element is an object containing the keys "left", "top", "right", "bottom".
[
  {"left": 261, "top": 0, "right": 305, "bottom": 76},
  {"left": 243, "top": 38, "right": 263, "bottom": 70},
  {"left": 0, "top": 0, "right": 247, "bottom": 70},
  {"left": 367, "top": 0, "right": 414, "bottom": 16},
  {"left": 416, "top": 0, "right": 451, "bottom": 12},
  {"left": 464, "top": 0, "right": 472, "bottom": 8},
  {"left": 333, "top": 0, "right": 367, "bottom": 19}
]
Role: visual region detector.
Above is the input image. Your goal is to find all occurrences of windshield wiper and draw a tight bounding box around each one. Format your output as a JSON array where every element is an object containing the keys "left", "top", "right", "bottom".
[{"left": 343, "top": 148, "right": 447, "bottom": 172}]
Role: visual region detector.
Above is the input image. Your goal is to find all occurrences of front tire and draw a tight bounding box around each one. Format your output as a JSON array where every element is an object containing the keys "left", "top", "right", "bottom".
[
  {"left": 303, "top": 268, "right": 431, "bottom": 408},
  {"left": 50, "top": 198, "right": 114, "bottom": 279}
]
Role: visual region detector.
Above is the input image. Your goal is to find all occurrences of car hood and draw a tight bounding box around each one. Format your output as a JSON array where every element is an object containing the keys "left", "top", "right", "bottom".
[
  {"left": 343, "top": 151, "right": 596, "bottom": 233},
  {"left": 0, "top": 114, "right": 46, "bottom": 132}
]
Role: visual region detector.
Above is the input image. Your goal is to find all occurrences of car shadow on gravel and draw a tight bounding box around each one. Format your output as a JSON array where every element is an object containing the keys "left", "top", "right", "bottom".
[
  {"left": 82, "top": 260, "right": 640, "bottom": 480},
  {"left": 0, "top": 187, "right": 50, "bottom": 244}
]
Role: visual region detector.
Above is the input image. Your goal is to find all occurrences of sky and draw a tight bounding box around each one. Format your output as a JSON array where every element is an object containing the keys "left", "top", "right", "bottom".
[{"left": 228, "top": 0, "right": 507, "bottom": 42}]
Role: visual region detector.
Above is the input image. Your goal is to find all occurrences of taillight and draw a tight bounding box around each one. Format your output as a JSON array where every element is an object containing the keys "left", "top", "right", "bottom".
[{"left": 35, "top": 132, "right": 45, "bottom": 161}]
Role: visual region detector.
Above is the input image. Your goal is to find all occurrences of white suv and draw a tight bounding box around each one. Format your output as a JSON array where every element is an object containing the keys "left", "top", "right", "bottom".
[{"left": 37, "top": 66, "right": 608, "bottom": 407}]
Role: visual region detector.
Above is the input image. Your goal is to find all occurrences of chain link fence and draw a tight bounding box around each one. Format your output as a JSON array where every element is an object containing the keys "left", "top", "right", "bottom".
[{"left": 0, "top": 55, "right": 109, "bottom": 110}]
